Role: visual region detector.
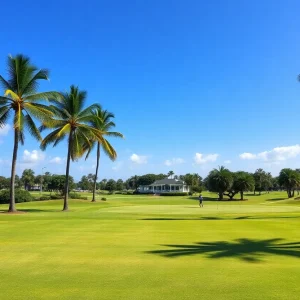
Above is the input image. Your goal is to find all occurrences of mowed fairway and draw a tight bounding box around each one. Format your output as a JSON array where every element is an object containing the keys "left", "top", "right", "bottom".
[{"left": 1, "top": 192, "right": 300, "bottom": 299}]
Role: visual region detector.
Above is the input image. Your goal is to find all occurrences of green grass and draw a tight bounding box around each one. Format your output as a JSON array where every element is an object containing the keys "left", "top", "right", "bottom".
[{"left": 1, "top": 191, "right": 300, "bottom": 299}]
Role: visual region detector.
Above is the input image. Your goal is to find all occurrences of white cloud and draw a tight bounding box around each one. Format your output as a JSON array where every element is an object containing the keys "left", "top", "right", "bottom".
[
  {"left": 0, "top": 124, "right": 10, "bottom": 136},
  {"left": 130, "top": 153, "right": 148, "bottom": 164},
  {"left": 239, "top": 152, "right": 257, "bottom": 160},
  {"left": 224, "top": 160, "right": 232, "bottom": 164},
  {"left": 164, "top": 158, "right": 185, "bottom": 166},
  {"left": 194, "top": 153, "right": 219, "bottom": 164},
  {"left": 239, "top": 145, "right": 300, "bottom": 163},
  {"left": 22, "top": 150, "right": 45, "bottom": 164},
  {"left": 49, "top": 157, "right": 63, "bottom": 164}
]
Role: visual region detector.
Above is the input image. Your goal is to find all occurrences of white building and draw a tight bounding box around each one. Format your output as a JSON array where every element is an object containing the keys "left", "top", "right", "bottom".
[{"left": 137, "top": 178, "right": 190, "bottom": 194}]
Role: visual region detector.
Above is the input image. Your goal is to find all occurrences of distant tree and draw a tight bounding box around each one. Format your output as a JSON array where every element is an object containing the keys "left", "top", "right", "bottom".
[
  {"left": 253, "top": 169, "right": 272, "bottom": 195},
  {"left": 14, "top": 175, "right": 21, "bottom": 188},
  {"left": 78, "top": 175, "right": 90, "bottom": 190},
  {"left": 127, "top": 175, "right": 140, "bottom": 190},
  {"left": 0, "top": 176, "right": 10, "bottom": 189},
  {"left": 99, "top": 179, "right": 107, "bottom": 190},
  {"left": 48, "top": 175, "right": 75, "bottom": 195},
  {"left": 231, "top": 171, "right": 255, "bottom": 200},
  {"left": 106, "top": 179, "right": 117, "bottom": 192},
  {"left": 168, "top": 171, "right": 174, "bottom": 179},
  {"left": 21, "top": 169, "right": 35, "bottom": 190},
  {"left": 137, "top": 174, "right": 157, "bottom": 186},
  {"left": 174, "top": 175, "right": 178, "bottom": 180},
  {"left": 116, "top": 179, "right": 124, "bottom": 191},
  {"left": 278, "top": 168, "right": 300, "bottom": 198},
  {"left": 206, "top": 166, "right": 233, "bottom": 200}
]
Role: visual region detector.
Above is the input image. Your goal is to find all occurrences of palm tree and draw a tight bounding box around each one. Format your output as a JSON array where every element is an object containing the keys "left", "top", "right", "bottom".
[
  {"left": 40, "top": 85, "right": 106, "bottom": 211},
  {"left": 232, "top": 172, "right": 255, "bottom": 200},
  {"left": 0, "top": 54, "right": 61, "bottom": 212},
  {"left": 168, "top": 171, "right": 174, "bottom": 179},
  {"left": 206, "top": 166, "right": 233, "bottom": 200},
  {"left": 85, "top": 108, "right": 123, "bottom": 202},
  {"left": 278, "top": 168, "right": 300, "bottom": 198}
]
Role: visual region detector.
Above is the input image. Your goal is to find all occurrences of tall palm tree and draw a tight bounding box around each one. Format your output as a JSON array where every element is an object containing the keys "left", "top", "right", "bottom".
[
  {"left": 40, "top": 85, "right": 106, "bottom": 211},
  {"left": 0, "top": 54, "right": 61, "bottom": 212},
  {"left": 85, "top": 108, "right": 123, "bottom": 202}
]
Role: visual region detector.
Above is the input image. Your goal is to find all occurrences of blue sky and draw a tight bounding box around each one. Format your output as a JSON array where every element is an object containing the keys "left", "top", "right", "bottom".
[{"left": 1, "top": 0, "right": 300, "bottom": 180}]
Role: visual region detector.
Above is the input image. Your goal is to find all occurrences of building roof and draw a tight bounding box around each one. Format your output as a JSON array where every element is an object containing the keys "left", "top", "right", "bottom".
[{"left": 148, "top": 178, "right": 186, "bottom": 186}]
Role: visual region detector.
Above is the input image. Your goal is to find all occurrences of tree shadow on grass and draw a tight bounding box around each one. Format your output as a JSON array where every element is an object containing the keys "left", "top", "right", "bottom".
[
  {"left": 147, "top": 238, "right": 300, "bottom": 262},
  {"left": 141, "top": 215, "right": 300, "bottom": 221},
  {"left": 0, "top": 208, "right": 58, "bottom": 213}
]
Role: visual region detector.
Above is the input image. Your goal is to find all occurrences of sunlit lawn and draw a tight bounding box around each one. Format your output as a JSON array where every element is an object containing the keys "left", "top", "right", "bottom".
[{"left": 1, "top": 191, "right": 300, "bottom": 299}]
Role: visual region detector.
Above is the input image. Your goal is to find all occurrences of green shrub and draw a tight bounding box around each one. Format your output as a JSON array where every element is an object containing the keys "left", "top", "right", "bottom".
[
  {"left": 69, "top": 192, "right": 88, "bottom": 200},
  {"left": 101, "top": 197, "right": 107, "bottom": 201},
  {"left": 160, "top": 192, "right": 188, "bottom": 196},
  {"left": 37, "top": 196, "right": 51, "bottom": 201},
  {"left": 50, "top": 194, "right": 63, "bottom": 200},
  {"left": 0, "top": 189, "right": 33, "bottom": 204}
]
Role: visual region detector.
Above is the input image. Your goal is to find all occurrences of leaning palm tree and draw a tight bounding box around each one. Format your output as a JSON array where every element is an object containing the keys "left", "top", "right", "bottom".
[
  {"left": 40, "top": 85, "right": 106, "bottom": 211},
  {"left": 84, "top": 109, "right": 123, "bottom": 202},
  {"left": 0, "top": 54, "right": 61, "bottom": 212}
]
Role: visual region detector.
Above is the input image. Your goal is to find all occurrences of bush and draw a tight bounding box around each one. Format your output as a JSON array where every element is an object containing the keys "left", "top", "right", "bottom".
[
  {"left": 160, "top": 192, "right": 188, "bottom": 196},
  {"left": 37, "top": 196, "right": 51, "bottom": 201},
  {"left": 69, "top": 192, "right": 88, "bottom": 200},
  {"left": 101, "top": 197, "right": 107, "bottom": 201},
  {"left": 0, "top": 189, "right": 33, "bottom": 204},
  {"left": 188, "top": 191, "right": 194, "bottom": 196},
  {"left": 50, "top": 194, "right": 63, "bottom": 200}
]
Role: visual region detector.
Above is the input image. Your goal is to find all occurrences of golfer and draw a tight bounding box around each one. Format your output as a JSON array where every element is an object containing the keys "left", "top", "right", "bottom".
[{"left": 199, "top": 194, "right": 203, "bottom": 207}]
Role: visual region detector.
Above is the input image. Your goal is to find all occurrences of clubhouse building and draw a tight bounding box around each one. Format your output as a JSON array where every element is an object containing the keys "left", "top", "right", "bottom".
[{"left": 137, "top": 178, "right": 190, "bottom": 194}]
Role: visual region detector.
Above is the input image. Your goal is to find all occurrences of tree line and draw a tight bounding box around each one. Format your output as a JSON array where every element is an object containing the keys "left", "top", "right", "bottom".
[
  {"left": 0, "top": 54, "right": 123, "bottom": 212},
  {"left": 76, "top": 167, "right": 300, "bottom": 200}
]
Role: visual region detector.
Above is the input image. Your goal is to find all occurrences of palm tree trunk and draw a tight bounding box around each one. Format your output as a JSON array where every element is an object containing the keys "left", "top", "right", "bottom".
[
  {"left": 219, "top": 192, "right": 223, "bottom": 200},
  {"left": 92, "top": 143, "right": 100, "bottom": 202},
  {"left": 240, "top": 191, "right": 244, "bottom": 200},
  {"left": 9, "top": 128, "right": 19, "bottom": 212},
  {"left": 63, "top": 133, "right": 73, "bottom": 211}
]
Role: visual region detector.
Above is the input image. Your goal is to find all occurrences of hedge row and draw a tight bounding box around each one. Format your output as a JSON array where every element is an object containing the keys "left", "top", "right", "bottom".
[{"left": 159, "top": 192, "right": 188, "bottom": 196}]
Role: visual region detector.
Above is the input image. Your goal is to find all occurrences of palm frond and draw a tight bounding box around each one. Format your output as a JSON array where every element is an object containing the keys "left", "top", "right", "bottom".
[
  {"left": 104, "top": 131, "right": 124, "bottom": 138},
  {"left": 4, "top": 89, "right": 19, "bottom": 101},
  {"left": 0, "top": 96, "right": 13, "bottom": 104},
  {"left": 23, "top": 102, "right": 54, "bottom": 122},
  {"left": 77, "top": 103, "right": 101, "bottom": 119},
  {"left": 101, "top": 138, "right": 117, "bottom": 161},
  {"left": 57, "top": 123, "right": 71, "bottom": 137},
  {"left": 19, "top": 130, "right": 25, "bottom": 145},
  {"left": 0, "top": 75, "right": 12, "bottom": 90},
  {"left": 0, "top": 106, "right": 12, "bottom": 127},
  {"left": 24, "top": 91, "right": 63, "bottom": 102},
  {"left": 40, "top": 128, "right": 65, "bottom": 150},
  {"left": 22, "top": 69, "right": 49, "bottom": 95},
  {"left": 24, "top": 114, "right": 42, "bottom": 141}
]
